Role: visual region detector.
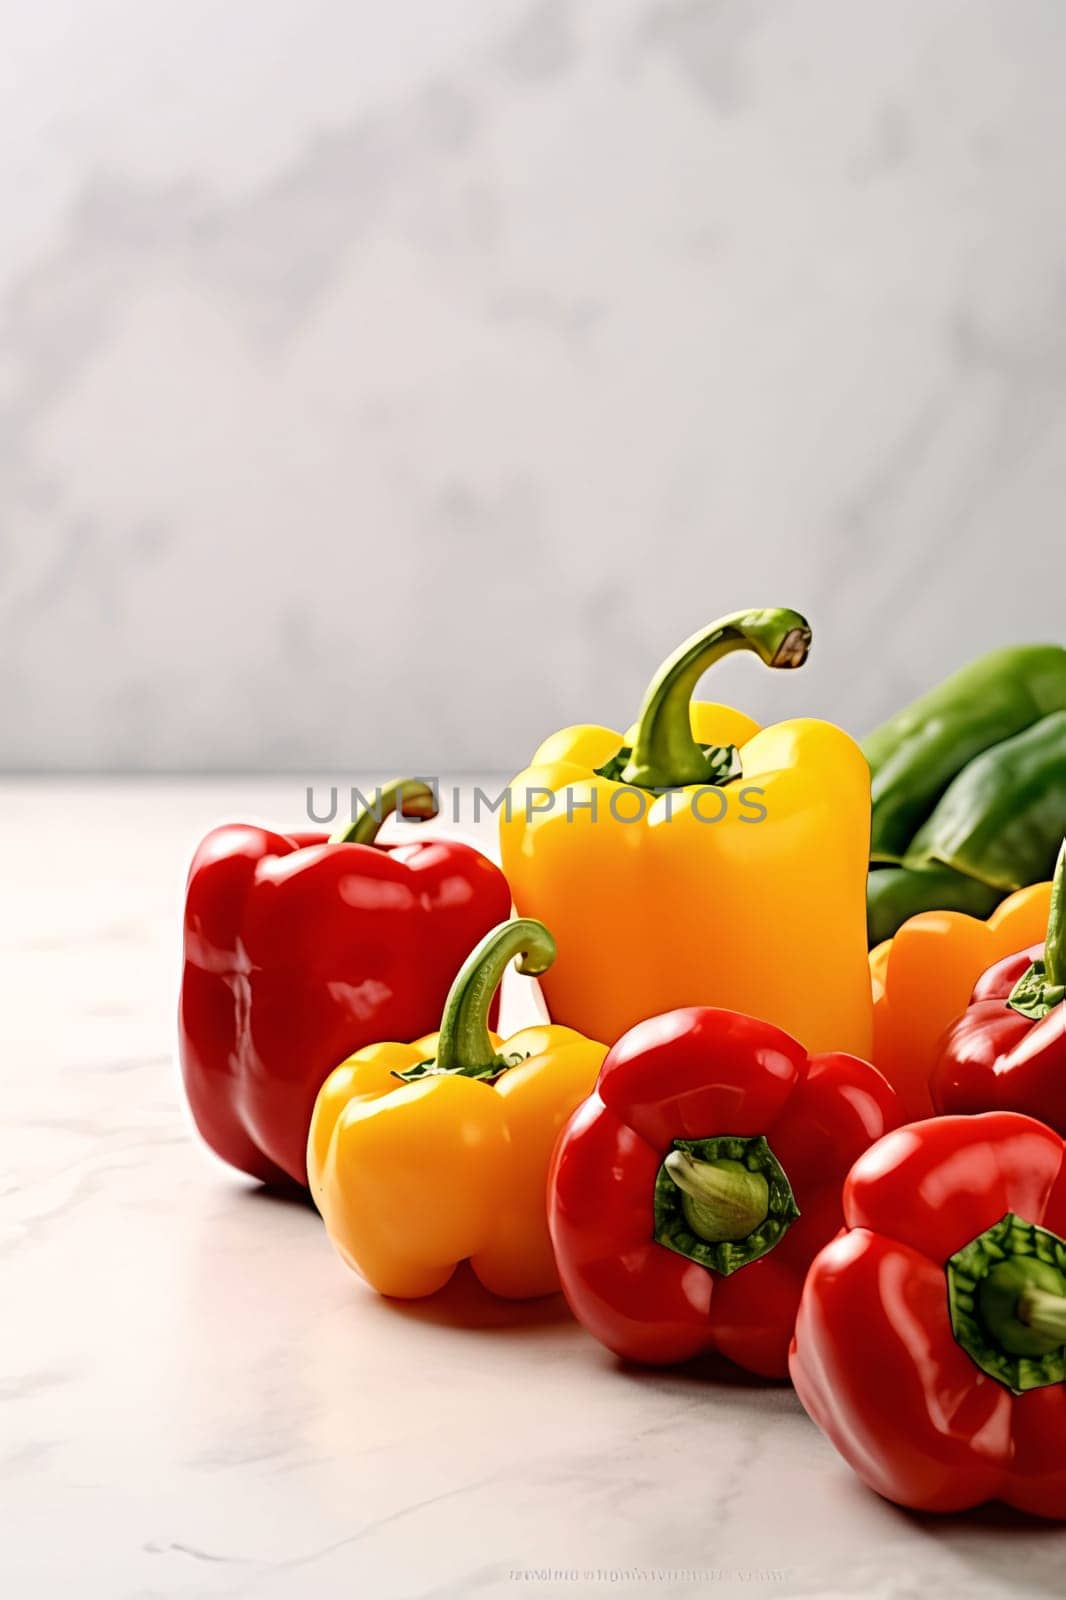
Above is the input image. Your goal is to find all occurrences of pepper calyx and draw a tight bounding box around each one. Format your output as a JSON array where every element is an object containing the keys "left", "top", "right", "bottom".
[
  {"left": 391, "top": 1048, "right": 532, "bottom": 1086},
  {"left": 594, "top": 742, "right": 740, "bottom": 787},
  {"left": 946, "top": 1212, "right": 1066, "bottom": 1393},
  {"left": 653, "top": 1134, "right": 800, "bottom": 1277},
  {"left": 1007, "top": 840, "right": 1066, "bottom": 1020}
]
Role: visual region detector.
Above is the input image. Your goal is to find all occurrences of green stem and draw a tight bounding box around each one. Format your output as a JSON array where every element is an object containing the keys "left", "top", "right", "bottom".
[
  {"left": 1045, "top": 841, "right": 1066, "bottom": 991},
  {"left": 1019, "top": 1285, "right": 1066, "bottom": 1345},
  {"left": 620, "top": 609, "right": 812, "bottom": 789},
  {"left": 978, "top": 1256, "right": 1066, "bottom": 1357},
  {"left": 663, "top": 1150, "right": 769, "bottom": 1243},
  {"left": 329, "top": 779, "right": 437, "bottom": 845},
  {"left": 1007, "top": 839, "right": 1066, "bottom": 1018},
  {"left": 947, "top": 1214, "right": 1066, "bottom": 1391},
  {"left": 434, "top": 919, "right": 556, "bottom": 1077},
  {"left": 653, "top": 1134, "right": 799, "bottom": 1277}
]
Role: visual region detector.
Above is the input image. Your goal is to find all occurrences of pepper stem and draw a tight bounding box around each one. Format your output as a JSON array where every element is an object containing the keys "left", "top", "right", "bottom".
[
  {"left": 620, "top": 609, "right": 812, "bottom": 789},
  {"left": 1045, "top": 841, "right": 1066, "bottom": 991},
  {"left": 434, "top": 919, "right": 556, "bottom": 1077},
  {"left": 1007, "top": 840, "right": 1066, "bottom": 1019},
  {"left": 663, "top": 1150, "right": 769, "bottom": 1243},
  {"left": 949, "top": 1216, "right": 1066, "bottom": 1390},
  {"left": 329, "top": 779, "right": 437, "bottom": 845},
  {"left": 977, "top": 1257, "right": 1066, "bottom": 1357},
  {"left": 1019, "top": 1285, "right": 1066, "bottom": 1345}
]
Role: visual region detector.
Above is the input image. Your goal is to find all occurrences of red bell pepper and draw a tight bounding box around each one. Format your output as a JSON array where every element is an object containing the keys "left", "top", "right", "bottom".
[
  {"left": 790, "top": 1112, "right": 1066, "bottom": 1518},
  {"left": 931, "top": 842, "right": 1066, "bottom": 1135},
  {"left": 179, "top": 780, "right": 511, "bottom": 1187},
  {"left": 547, "top": 1007, "right": 899, "bottom": 1377}
]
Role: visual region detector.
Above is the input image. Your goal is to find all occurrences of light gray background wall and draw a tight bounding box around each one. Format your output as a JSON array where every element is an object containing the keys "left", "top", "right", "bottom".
[{"left": 3, "top": 0, "right": 1065, "bottom": 773}]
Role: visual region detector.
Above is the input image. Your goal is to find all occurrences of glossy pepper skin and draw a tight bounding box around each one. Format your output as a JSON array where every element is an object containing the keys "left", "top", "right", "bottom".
[
  {"left": 931, "top": 845, "right": 1066, "bottom": 1135},
  {"left": 903, "top": 712, "right": 1066, "bottom": 891},
  {"left": 863, "top": 644, "right": 1066, "bottom": 863},
  {"left": 180, "top": 780, "right": 511, "bottom": 1188},
  {"left": 308, "top": 919, "right": 607, "bottom": 1299},
  {"left": 869, "top": 877, "right": 1053, "bottom": 1120},
  {"left": 790, "top": 1113, "right": 1066, "bottom": 1518},
  {"left": 863, "top": 643, "right": 1066, "bottom": 944},
  {"left": 547, "top": 1007, "right": 900, "bottom": 1377},
  {"left": 501, "top": 610, "right": 873, "bottom": 1057}
]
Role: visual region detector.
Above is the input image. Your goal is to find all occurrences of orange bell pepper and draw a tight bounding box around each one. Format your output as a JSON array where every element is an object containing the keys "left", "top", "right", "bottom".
[{"left": 870, "top": 880, "right": 1053, "bottom": 1118}]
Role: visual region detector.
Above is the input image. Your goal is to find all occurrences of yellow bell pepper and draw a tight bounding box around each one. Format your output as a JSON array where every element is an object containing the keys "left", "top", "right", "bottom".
[
  {"left": 307, "top": 919, "right": 606, "bottom": 1299},
  {"left": 500, "top": 609, "right": 873, "bottom": 1058},
  {"left": 869, "top": 878, "right": 1054, "bottom": 1119}
]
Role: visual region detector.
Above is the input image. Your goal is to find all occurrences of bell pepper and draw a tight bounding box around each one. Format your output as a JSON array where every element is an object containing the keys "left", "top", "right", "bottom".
[
  {"left": 903, "top": 713, "right": 1066, "bottom": 890},
  {"left": 307, "top": 918, "right": 607, "bottom": 1299},
  {"left": 179, "top": 780, "right": 511, "bottom": 1188},
  {"left": 866, "top": 863, "right": 1003, "bottom": 948},
  {"left": 547, "top": 1006, "right": 900, "bottom": 1377},
  {"left": 870, "top": 876, "right": 1054, "bottom": 1120},
  {"left": 790, "top": 1112, "right": 1066, "bottom": 1518},
  {"left": 931, "top": 844, "right": 1066, "bottom": 1134},
  {"left": 863, "top": 643, "right": 1066, "bottom": 943},
  {"left": 863, "top": 643, "right": 1066, "bottom": 863},
  {"left": 500, "top": 609, "right": 873, "bottom": 1057}
]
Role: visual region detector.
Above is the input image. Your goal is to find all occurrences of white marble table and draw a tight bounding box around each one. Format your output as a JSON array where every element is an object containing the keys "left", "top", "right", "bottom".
[{"left": 3, "top": 780, "right": 1063, "bottom": 1600}]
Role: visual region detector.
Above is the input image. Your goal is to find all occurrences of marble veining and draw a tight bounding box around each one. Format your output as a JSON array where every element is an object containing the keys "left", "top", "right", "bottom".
[
  {"left": 2, "top": 779, "right": 1064, "bottom": 1597},
  {"left": 2, "top": 2, "right": 1066, "bottom": 773}
]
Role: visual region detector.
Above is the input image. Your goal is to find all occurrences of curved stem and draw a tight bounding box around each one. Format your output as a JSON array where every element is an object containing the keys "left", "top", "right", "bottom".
[
  {"left": 620, "top": 609, "right": 811, "bottom": 789},
  {"left": 330, "top": 779, "right": 437, "bottom": 846},
  {"left": 435, "top": 919, "right": 556, "bottom": 1076},
  {"left": 663, "top": 1150, "right": 769, "bottom": 1243}
]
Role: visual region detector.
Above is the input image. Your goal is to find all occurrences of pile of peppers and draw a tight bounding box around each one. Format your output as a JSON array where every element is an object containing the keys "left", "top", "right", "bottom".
[{"left": 178, "top": 608, "right": 1066, "bottom": 1522}]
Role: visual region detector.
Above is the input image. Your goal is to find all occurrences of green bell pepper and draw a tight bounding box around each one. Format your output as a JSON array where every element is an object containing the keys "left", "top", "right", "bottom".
[
  {"left": 863, "top": 644, "right": 1066, "bottom": 945},
  {"left": 864, "top": 645, "right": 1066, "bottom": 863}
]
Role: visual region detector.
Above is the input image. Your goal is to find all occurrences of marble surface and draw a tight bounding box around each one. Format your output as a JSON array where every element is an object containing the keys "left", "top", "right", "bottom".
[
  {"left": 3, "top": 778, "right": 1065, "bottom": 1600},
  {"left": 4, "top": 1, "right": 1066, "bottom": 772}
]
